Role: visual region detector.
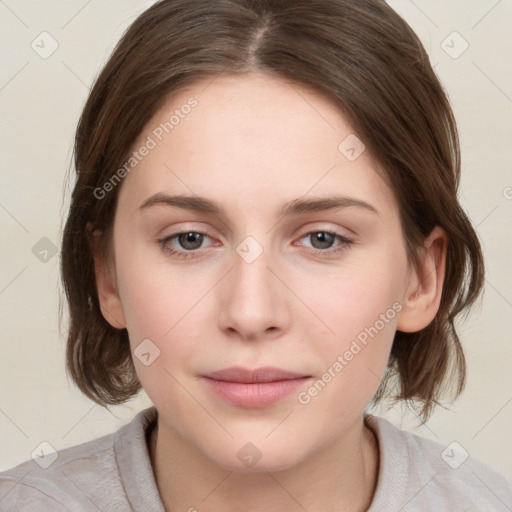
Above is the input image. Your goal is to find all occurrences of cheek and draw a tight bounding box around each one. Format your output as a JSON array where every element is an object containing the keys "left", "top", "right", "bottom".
[
  {"left": 293, "top": 244, "right": 406, "bottom": 405},
  {"left": 113, "top": 236, "right": 222, "bottom": 380},
  {"left": 114, "top": 231, "right": 209, "bottom": 341},
  {"left": 114, "top": 252, "right": 210, "bottom": 410},
  {"left": 118, "top": 270, "right": 210, "bottom": 371},
  {"left": 298, "top": 243, "right": 407, "bottom": 343}
]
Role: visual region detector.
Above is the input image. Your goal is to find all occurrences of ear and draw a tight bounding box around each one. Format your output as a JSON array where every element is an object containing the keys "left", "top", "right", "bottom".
[
  {"left": 87, "top": 223, "right": 127, "bottom": 329},
  {"left": 396, "top": 226, "right": 448, "bottom": 333}
]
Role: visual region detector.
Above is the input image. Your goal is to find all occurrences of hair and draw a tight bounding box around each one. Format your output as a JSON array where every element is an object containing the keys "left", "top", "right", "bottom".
[{"left": 61, "top": 0, "right": 484, "bottom": 421}]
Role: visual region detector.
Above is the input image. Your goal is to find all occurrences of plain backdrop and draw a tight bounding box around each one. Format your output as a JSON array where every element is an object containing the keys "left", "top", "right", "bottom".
[{"left": 1, "top": 0, "right": 511, "bottom": 481}]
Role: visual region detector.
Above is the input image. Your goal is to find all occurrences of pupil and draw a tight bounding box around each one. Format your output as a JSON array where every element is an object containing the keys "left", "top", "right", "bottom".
[
  {"left": 180, "top": 232, "right": 203, "bottom": 249},
  {"left": 313, "top": 232, "right": 333, "bottom": 249}
]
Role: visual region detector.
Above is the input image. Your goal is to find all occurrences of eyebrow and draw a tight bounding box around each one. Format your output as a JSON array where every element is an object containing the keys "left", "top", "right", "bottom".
[{"left": 139, "top": 193, "right": 379, "bottom": 217}]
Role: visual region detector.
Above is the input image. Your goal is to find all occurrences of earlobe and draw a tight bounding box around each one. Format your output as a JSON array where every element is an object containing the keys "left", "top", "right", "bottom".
[
  {"left": 396, "top": 226, "right": 448, "bottom": 333},
  {"left": 88, "top": 225, "right": 127, "bottom": 330}
]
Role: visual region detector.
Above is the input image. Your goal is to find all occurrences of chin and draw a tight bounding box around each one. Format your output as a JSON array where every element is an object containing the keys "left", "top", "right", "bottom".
[{"left": 203, "top": 438, "right": 311, "bottom": 474}]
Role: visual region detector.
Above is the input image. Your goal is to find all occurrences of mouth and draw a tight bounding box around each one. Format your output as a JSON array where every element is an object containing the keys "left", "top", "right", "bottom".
[
  {"left": 202, "top": 366, "right": 309, "bottom": 383},
  {"left": 200, "top": 366, "right": 312, "bottom": 408}
]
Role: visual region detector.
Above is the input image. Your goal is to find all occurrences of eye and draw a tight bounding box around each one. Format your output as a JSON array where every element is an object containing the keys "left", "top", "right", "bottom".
[
  {"left": 159, "top": 231, "right": 214, "bottom": 259},
  {"left": 158, "top": 229, "right": 354, "bottom": 261},
  {"left": 297, "top": 230, "right": 353, "bottom": 257}
]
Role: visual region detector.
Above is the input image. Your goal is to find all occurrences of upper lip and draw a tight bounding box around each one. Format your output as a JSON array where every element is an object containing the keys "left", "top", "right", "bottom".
[{"left": 202, "top": 366, "right": 309, "bottom": 383}]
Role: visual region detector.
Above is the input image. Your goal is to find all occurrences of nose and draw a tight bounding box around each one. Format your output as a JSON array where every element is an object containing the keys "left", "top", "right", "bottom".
[{"left": 217, "top": 240, "right": 290, "bottom": 341}]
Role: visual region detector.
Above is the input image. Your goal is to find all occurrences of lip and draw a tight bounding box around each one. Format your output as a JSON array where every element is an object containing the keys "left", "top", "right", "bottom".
[
  {"left": 200, "top": 366, "right": 312, "bottom": 408},
  {"left": 203, "top": 366, "right": 308, "bottom": 383}
]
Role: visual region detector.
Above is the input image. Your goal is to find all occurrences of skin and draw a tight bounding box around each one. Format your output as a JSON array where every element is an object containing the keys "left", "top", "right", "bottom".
[{"left": 93, "top": 73, "right": 448, "bottom": 511}]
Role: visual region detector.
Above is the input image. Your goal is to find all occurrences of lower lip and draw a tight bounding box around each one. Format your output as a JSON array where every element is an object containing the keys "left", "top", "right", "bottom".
[{"left": 201, "top": 377, "right": 311, "bottom": 408}]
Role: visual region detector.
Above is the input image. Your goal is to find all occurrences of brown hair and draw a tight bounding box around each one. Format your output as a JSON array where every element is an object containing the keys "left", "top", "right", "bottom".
[{"left": 61, "top": 0, "right": 484, "bottom": 420}]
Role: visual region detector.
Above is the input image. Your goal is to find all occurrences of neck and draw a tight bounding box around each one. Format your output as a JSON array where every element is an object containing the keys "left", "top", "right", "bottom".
[{"left": 149, "top": 414, "right": 380, "bottom": 512}]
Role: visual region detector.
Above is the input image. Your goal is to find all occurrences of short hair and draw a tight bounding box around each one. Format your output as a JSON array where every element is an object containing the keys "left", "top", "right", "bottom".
[{"left": 60, "top": 0, "right": 484, "bottom": 421}]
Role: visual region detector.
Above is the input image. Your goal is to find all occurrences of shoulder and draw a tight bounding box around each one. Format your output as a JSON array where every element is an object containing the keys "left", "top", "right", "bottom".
[
  {"left": 0, "top": 407, "right": 158, "bottom": 512},
  {"left": 366, "top": 414, "right": 512, "bottom": 512},
  {"left": 0, "top": 429, "right": 124, "bottom": 512}
]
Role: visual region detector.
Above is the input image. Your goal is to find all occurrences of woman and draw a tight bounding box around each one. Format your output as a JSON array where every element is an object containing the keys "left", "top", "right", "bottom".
[{"left": 1, "top": 0, "right": 511, "bottom": 510}]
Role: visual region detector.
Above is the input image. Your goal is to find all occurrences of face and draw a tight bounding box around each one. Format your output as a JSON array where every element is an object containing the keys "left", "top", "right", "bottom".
[{"left": 102, "top": 73, "right": 417, "bottom": 472}]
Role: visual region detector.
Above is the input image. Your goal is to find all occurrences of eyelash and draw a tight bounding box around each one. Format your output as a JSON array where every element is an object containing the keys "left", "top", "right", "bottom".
[{"left": 158, "top": 230, "right": 354, "bottom": 260}]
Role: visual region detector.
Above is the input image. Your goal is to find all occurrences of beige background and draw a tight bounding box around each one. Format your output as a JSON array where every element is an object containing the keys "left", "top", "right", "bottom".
[{"left": 1, "top": 0, "right": 511, "bottom": 481}]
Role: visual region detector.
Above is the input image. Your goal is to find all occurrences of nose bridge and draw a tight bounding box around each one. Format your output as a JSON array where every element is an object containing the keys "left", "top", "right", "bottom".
[
  {"left": 218, "top": 234, "right": 286, "bottom": 338},
  {"left": 232, "top": 234, "right": 275, "bottom": 306}
]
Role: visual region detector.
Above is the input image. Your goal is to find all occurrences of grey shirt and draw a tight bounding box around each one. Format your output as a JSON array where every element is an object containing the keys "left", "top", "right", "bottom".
[{"left": 1, "top": 407, "right": 511, "bottom": 511}]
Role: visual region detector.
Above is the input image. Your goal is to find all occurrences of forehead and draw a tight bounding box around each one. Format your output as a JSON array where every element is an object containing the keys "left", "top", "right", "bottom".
[{"left": 117, "top": 73, "right": 397, "bottom": 218}]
